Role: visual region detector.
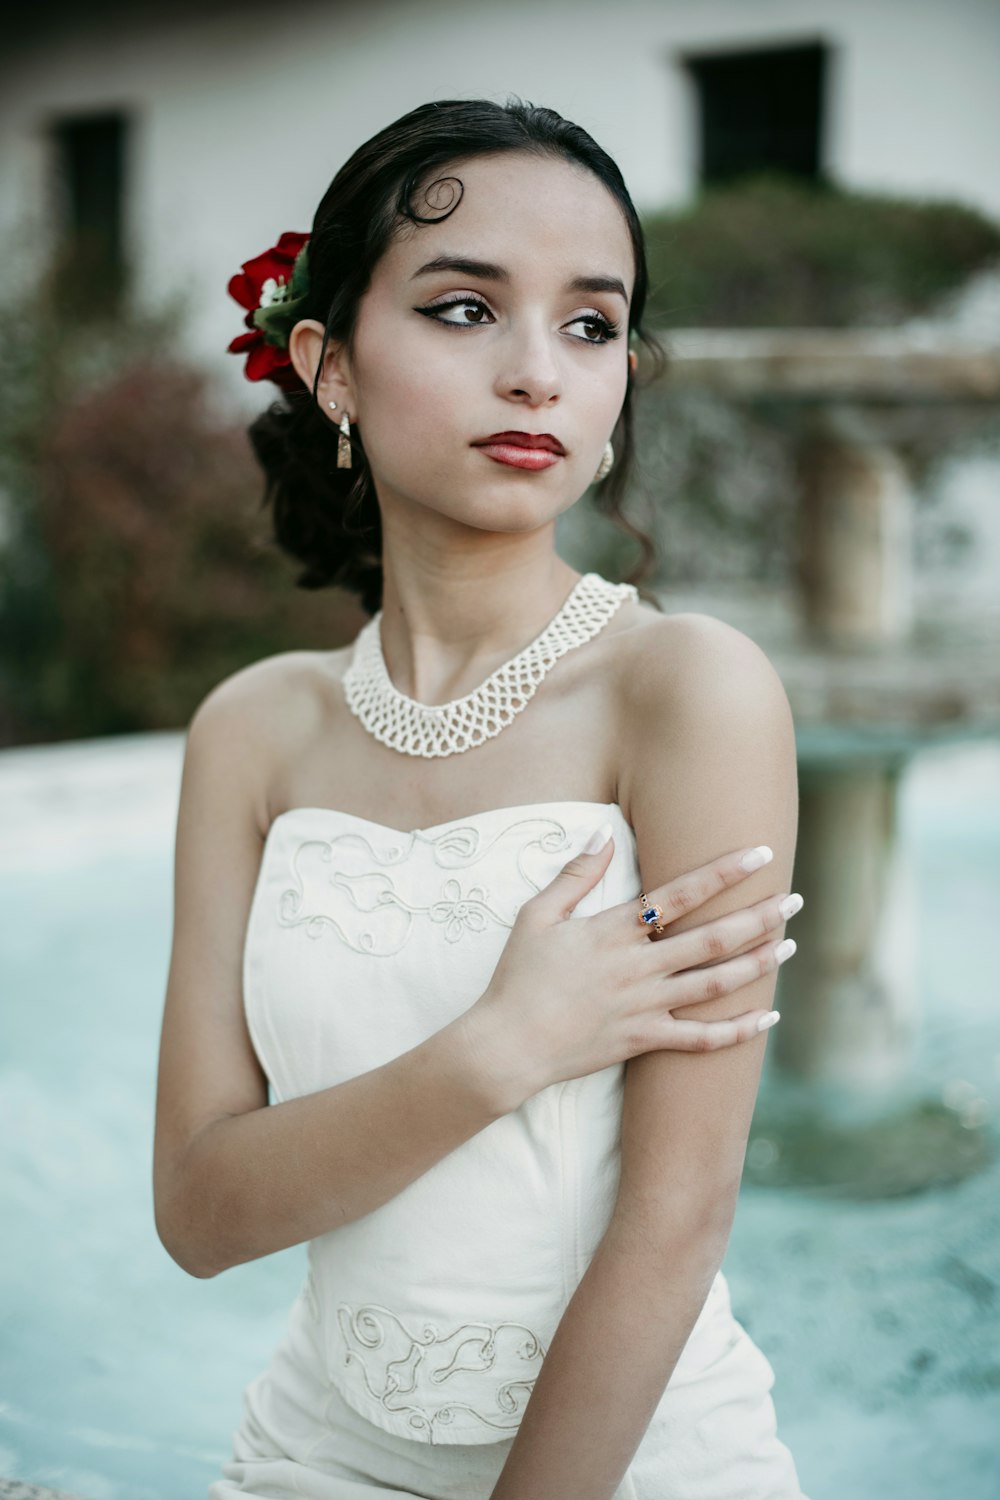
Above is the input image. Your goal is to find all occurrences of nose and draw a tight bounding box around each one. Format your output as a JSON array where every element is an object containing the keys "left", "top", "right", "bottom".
[{"left": 494, "top": 318, "right": 562, "bottom": 407}]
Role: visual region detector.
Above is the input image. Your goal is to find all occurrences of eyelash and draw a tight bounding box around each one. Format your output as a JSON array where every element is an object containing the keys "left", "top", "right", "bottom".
[{"left": 415, "top": 296, "right": 622, "bottom": 345}]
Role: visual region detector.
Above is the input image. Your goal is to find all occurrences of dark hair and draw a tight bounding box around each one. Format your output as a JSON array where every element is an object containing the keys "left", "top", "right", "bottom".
[{"left": 246, "top": 96, "right": 666, "bottom": 618}]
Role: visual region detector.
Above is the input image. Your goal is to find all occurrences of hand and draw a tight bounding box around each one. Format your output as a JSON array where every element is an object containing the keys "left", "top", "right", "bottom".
[{"left": 468, "top": 827, "right": 801, "bottom": 1103}]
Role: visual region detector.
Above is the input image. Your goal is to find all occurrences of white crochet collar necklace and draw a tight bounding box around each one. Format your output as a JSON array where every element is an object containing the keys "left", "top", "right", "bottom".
[{"left": 342, "top": 570, "right": 638, "bottom": 759}]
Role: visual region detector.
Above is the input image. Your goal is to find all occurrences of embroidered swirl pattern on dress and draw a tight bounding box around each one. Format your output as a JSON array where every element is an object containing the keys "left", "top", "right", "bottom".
[
  {"left": 335, "top": 1301, "right": 547, "bottom": 1441},
  {"left": 274, "top": 816, "right": 576, "bottom": 954}
]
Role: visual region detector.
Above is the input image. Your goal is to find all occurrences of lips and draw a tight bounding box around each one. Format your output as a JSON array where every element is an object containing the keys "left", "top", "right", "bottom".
[
  {"left": 472, "top": 429, "right": 567, "bottom": 472},
  {"left": 474, "top": 430, "right": 566, "bottom": 456}
]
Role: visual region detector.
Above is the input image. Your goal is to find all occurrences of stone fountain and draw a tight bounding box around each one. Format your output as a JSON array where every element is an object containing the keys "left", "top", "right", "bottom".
[{"left": 629, "top": 328, "right": 1000, "bottom": 1193}]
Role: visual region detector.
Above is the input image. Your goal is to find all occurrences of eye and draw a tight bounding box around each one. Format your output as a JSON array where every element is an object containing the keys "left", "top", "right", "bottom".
[
  {"left": 416, "top": 296, "right": 495, "bottom": 328},
  {"left": 565, "top": 312, "right": 621, "bottom": 345}
]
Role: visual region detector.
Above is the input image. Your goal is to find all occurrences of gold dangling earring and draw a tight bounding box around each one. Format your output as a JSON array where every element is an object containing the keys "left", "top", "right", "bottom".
[
  {"left": 593, "top": 439, "right": 614, "bottom": 484},
  {"left": 337, "top": 410, "right": 352, "bottom": 470}
]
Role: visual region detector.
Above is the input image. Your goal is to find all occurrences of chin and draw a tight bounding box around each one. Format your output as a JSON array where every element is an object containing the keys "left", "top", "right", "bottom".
[{"left": 433, "top": 490, "right": 565, "bottom": 535}]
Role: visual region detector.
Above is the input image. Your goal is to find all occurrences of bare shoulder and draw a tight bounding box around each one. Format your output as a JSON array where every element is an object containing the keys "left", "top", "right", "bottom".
[
  {"left": 617, "top": 608, "right": 791, "bottom": 719},
  {"left": 613, "top": 610, "right": 794, "bottom": 816},
  {"left": 185, "top": 646, "right": 350, "bottom": 837},
  {"left": 190, "top": 645, "right": 347, "bottom": 728}
]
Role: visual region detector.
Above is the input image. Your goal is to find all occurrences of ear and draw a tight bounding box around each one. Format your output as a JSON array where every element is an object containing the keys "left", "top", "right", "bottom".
[
  {"left": 288, "top": 318, "right": 354, "bottom": 414},
  {"left": 628, "top": 349, "right": 638, "bottom": 376}
]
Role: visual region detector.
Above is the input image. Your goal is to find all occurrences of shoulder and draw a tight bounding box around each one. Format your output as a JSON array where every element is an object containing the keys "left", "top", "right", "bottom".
[
  {"left": 185, "top": 646, "right": 351, "bottom": 834},
  {"left": 613, "top": 611, "right": 794, "bottom": 814},
  {"left": 618, "top": 609, "right": 792, "bottom": 732},
  {"left": 188, "top": 646, "right": 348, "bottom": 737}
]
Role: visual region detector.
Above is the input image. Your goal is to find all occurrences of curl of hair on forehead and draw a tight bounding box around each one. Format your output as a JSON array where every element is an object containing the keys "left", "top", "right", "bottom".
[
  {"left": 243, "top": 96, "right": 667, "bottom": 618},
  {"left": 398, "top": 171, "right": 465, "bottom": 225}
]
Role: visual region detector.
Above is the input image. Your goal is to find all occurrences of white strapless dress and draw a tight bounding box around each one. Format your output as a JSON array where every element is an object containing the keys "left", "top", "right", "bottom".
[{"left": 209, "top": 800, "right": 807, "bottom": 1499}]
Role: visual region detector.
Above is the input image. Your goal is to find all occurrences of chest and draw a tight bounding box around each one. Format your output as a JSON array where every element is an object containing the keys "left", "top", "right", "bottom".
[{"left": 282, "top": 638, "right": 630, "bottom": 835}]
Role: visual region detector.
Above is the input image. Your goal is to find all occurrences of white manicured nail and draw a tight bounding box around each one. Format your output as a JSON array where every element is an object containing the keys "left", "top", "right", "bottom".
[
  {"left": 741, "top": 845, "right": 773, "bottom": 871},
  {"left": 779, "top": 893, "right": 804, "bottom": 918},
  {"left": 757, "top": 1011, "right": 781, "bottom": 1032},
  {"left": 583, "top": 821, "right": 614, "bottom": 854},
  {"left": 775, "top": 938, "right": 797, "bottom": 963}
]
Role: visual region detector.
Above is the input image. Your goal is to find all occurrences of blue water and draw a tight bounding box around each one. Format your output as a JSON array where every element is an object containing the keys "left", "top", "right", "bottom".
[{"left": 0, "top": 736, "right": 997, "bottom": 1498}]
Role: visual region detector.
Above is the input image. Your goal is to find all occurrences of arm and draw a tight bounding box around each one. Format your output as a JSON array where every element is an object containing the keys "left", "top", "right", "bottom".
[
  {"left": 153, "top": 666, "right": 520, "bottom": 1281},
  {"left": 489, "top": 614, "right": 799, "bottom": 1500},
  {"left": 168, "top": 1015, "right": 516, "bottom": 1279}
]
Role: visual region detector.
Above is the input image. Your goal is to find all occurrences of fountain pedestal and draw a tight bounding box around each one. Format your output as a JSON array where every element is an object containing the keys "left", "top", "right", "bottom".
[
  {"left": 798, "top": 407, "right": 915, "bottom": 646},
  {"left": 776, "top": 762, "right": 917, "bottom": 1090}
]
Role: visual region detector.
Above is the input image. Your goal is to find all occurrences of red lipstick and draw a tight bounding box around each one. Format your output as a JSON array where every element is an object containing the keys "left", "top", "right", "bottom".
[{"left": 473, "top": 430, "right": 566, "bottom": 471}]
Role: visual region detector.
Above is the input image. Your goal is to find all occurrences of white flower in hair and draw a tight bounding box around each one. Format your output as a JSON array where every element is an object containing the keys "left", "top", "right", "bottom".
[{"left": 259, "top": 275, "right": 291, "bottom": 308}]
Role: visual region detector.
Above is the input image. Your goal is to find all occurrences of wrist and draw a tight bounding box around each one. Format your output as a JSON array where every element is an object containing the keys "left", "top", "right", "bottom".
[{"left": 451, "top": 999, "right": 539, "bottom": 1117}]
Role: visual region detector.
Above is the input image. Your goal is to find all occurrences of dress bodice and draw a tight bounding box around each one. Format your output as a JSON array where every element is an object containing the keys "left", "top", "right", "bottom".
[
  {"left": 244, "top": 800, "right": 638, "bottom": 1100},
  {"left": 241, "top": 800, "right": 727, "bottom": 1446}
]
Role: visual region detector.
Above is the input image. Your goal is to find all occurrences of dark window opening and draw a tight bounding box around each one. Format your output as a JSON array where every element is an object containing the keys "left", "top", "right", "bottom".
[
  {"left": 48, "top": 110, "right": 130, "bottom": 318},
  {"left": 683, "top": 42, "right": 828, "bottom": 187}
]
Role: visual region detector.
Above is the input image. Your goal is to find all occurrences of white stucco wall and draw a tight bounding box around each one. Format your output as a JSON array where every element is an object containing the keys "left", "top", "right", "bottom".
[{"left": 1, "top": 0, "right": 999, "bottom": 413}]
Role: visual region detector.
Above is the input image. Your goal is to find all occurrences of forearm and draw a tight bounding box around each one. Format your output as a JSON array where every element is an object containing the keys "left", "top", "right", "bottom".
[
  {"left": 165, "top": 1007, "right": 521, "bottom": 1278},
  {"left": 489, "top": 1226, "right": 727, "bottom": 1500}
]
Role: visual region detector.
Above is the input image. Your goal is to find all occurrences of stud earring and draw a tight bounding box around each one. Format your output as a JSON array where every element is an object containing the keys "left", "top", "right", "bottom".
[
  {"left": 328, "top": 400, "right": 338, "bottom": 410},
  {"left": 337, "top": 410, "right": 352, "bottom": 469},
  {"left": 593, "top": 440, "right": 614, "bottom": 484}
]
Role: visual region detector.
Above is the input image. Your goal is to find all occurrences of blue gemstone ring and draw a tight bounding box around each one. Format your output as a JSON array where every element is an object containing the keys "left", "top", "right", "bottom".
[{"left": 638, "top": 892, "right": 665, "bottom": 936}]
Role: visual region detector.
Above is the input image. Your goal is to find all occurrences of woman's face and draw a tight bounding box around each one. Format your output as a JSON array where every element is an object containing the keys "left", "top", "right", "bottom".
[{"left": 304, "top": 151, "right": 636, "bottom": 537}]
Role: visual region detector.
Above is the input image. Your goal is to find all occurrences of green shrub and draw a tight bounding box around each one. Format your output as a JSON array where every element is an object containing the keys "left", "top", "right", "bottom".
[{"left": 642, "top": 173, "right": 1000, "bottom": 327}]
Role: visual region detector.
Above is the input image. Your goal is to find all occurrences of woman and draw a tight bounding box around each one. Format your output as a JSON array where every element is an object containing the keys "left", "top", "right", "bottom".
[{"left": 153, "top": 97, "right": 807, "bottom": 1500}]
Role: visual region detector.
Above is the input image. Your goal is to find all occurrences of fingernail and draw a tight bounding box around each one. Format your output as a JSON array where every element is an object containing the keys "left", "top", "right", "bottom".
[
  {"left": 583, "top": 821, "right": 614, "bottom": 854},
  {"left": 775, "top": 938, "right": 797, "bottom": 963},
  {"left": 778, "top": 892, "right": 804, "bottom": 918},
  {"left": 741, "top": 845, "right": 773, "bottom": 871},
  {"left": 757, "top": 1011, "right": 781, "bottom": 1033}
]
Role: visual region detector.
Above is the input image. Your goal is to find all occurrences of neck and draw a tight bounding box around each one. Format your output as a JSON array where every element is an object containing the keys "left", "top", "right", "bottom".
[{"left": 377, "top": 542, "right": 582, "bottom": 708}]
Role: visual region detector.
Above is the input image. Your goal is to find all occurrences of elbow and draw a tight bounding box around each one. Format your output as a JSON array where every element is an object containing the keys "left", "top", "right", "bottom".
[
  {"left": 154, "top": 1122, "right": 238, "bottom": 1280},
  {"left": 173, "top": 1250, "right": 221, "bottom": 1281},
  {"left": 155, "top": 1205, "right": 221, "bottom": 1280},
  {"left": 154, "top": 1177, "right": 232, "bottom": 1281}
]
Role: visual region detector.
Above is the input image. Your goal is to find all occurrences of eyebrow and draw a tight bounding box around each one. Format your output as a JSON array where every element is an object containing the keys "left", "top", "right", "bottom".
[{"left": 410, "top": 254, "right": 628, "bottom": 302}]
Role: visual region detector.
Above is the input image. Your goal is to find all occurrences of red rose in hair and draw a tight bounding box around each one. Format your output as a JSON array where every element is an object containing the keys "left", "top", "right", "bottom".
[{"left": 227, "top": 230, "right": 310, "bottom": 391}]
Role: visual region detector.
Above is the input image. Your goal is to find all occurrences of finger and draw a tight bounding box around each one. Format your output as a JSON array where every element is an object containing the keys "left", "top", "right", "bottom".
[
  {"left": 640, "top": 890, "right": 803, "bottom": 975},
  {"left": 521, "top": 824, "right": 615, "bottom": 926},
  {"left": 661, "top": 937, "right": 796, "bottom": 1009},
  {"left": 655, "top": 1008, "right": 780, "bottom": 1054},
  {"left": 611, "top": 844, "right": 775, "bottom": 938}
]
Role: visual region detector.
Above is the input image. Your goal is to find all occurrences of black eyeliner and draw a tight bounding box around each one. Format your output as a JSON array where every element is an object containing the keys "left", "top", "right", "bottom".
[{"left": 415, "top": 297, "right": 621, "bottom": 343}]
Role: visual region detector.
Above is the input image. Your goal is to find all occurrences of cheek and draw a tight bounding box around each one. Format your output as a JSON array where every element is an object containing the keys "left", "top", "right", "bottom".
[
  {"left": 356, "top": 325, "right": 468, "bottom": 468},
  {"left": 585, "top": 357, "right": 629, "bottom": 427}
]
